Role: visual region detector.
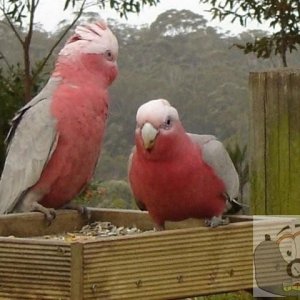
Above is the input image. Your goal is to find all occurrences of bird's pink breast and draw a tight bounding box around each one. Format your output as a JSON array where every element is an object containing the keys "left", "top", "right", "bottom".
[
  {"left": 34, "top": 79, "right": 108, "bottom": 208},
  {"left": 130, "top": 138, "right": 226, "bottom": 226}
]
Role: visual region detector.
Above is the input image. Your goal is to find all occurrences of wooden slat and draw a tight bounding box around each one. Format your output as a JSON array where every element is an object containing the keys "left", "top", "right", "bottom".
[
  {"left": 70, "top": 242, "right": 84, "bottom": 300},
  {"left": 265, "top": 71, "right": 280, "bottom": 214},
  {"left": 249, "top": 71, "right": 267, "bottom": 214},
  {"left": 88, "top": 207, "right": 252, "bottom": 231},
  {"left": 82, "top": 221, "right": 254, "bottom": 299},
  {"left": 289, "top": 71, "right": 300, "bottom": 212},
  {"left": 0, "top": 241, "right": 71, "bottom": 299},
  {"left": 0, "top": 209, "right": 296, "bottom": 299},
  {"left": 277, "top": 71, "right": 290, "bottom": 213},
  {"left": 0, "top": 209, "right": 88, "bottom": 237},
  {"left": 250, "top": 69, "right": 300, "bottom": 215}
]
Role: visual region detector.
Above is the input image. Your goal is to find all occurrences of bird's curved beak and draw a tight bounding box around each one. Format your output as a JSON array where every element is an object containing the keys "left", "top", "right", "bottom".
[{"left": 141, "top": 122, "right": 158, "bottom": 150}]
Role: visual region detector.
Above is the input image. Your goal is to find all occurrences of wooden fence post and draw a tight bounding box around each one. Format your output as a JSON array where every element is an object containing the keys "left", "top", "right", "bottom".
[{"left": 249, "top": 69, "right": 300, "bottom": 215}]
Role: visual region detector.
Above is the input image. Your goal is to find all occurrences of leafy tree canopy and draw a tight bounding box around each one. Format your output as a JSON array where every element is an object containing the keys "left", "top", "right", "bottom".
[
  {"left": 64, "top": 0, "right": 160, "bottom": 18},
  {"left": 201, "top": 0, "right": 300, "bottom": 66}
]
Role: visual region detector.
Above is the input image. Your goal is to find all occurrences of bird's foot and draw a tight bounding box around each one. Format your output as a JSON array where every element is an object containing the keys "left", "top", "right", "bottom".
[
  {"left": 14, "top": 190, "right": 56, "bottom": 224},
  {"left": 63, "top": 203, "right": 91, "bottom": 220},
  {"left": 205, "top": 216, "right": 229, "bottom": 228},
  {"left": 154, "top": 224, "right": 165, "bottom": 231},
  {"left": 31, "top": 203, "right": 56, "bottom": 225}
]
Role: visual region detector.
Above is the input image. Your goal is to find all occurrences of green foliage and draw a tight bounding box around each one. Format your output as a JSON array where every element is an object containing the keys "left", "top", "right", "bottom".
[
  {"left": 3, "top": 0, "right": 27, "bottom": 25},
  {"left": 64, "top": 0, "right": 160, "bottom": 18},
  {"left": 201, "top": 0, "right": 300, "bottom": 66},
  {"left": 0, "top": 62, "right": 44, "bottom": 171},
  {"left": 194, "top": 290, "right": 252, "bottom": 300},
  {"left": 0, "top": 64, "right": 24, "bottom": 170},
  {"left": 75, "top": 180, "right": 136, "bottom": 209}
]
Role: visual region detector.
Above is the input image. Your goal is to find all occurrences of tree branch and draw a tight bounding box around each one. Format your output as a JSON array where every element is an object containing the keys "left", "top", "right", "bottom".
[
  {"left": 2, "top": 9, "right": 24, "bottom": 46},
  {"left": 32, "top": 0, "right": 86, "bottom": 82},
  {"left": 25, "top": 0, "right": 38, "bottom": 49}
]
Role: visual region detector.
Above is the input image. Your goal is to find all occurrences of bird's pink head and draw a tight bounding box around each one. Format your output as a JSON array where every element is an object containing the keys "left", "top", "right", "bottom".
[
  {"left": 56, "top": 21, "right": 118, "bottom": 84},
  {"left": 135, "top": 99, "right": 187, "bottom": 159}
]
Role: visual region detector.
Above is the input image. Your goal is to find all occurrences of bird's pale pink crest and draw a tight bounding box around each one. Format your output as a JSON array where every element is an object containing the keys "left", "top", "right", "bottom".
[{"left": 59, "top": 20, "right": 118, "bottom": 59}]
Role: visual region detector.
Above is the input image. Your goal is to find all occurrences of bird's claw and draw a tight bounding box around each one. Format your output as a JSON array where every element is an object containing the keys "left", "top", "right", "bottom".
[
  {"left": 81, "top": 206, "right": 91, "bottom": 220},
  {"left": 205, "top": 216, "right": 229, "bottom": 228},
  {"left": 63, "top": 203, "right": 91, "bottom": 220},
  {"left": 45, "top": 208, "right": 56, "bottom": 226},
  {"left": 30, "top": 202, "right": 56, "bottom": 226}
]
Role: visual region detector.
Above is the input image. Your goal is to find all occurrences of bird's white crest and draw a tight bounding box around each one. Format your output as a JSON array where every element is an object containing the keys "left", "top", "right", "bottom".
[
  {"left": 59, "top": 20, "right": 118, "bottom": 58},
  {"left": 136, "top": 99, "right": 179, "bottom": 127}
]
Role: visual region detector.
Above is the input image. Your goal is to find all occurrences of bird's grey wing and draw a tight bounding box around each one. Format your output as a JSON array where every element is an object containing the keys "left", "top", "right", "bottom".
[
  {"left": 5, "top": 77, "right": 60, "bottom": 150},
  {"left": 127, "top": 147, "right": 147, "bottom": 211},
  {"left": 0, "top": 78, "right": 60, "bottom": 213},
  {"left": 188, "top": 133, "right": 240, "bottom": 200}
]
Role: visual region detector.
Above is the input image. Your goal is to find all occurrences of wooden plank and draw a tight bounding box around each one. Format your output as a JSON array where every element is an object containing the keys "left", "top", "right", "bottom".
[
  {"left": 250, "top": 69, "right": 300, "bottom": 215},
  {"left": 0, "top": 208, "right": 253, "bottom": 240},
  {"left": 70, "top": 242, "right": 83, "bottom": 300},
  {"left": 277, "top": 71, "right": 290, "bottom": 213},
  {"left": 88, "top": 208, "right": 252, "bottom": 231},
  {"left": 83, "top": 223, "right": 254, "bottom": 299},
  {"left": 249, "top": 72, "right": 267, "bottom": 214},
  {"left": 0, "top": 241, "right": 71, "bottom": 299},
  {"left": 289, "top": 71, "right": 300, "bottom": 214},
  {"left": 0, "top": 209, "right": 88, "bottom": 237},
  {"left": 89, "top": 207, "right": 154, "bottom": 230},
  {"left": 264, "top": 71, "right": 280, "bottom": 214},
  {"left": 0, "top": 208, "right": 296, "bottom": 299}
]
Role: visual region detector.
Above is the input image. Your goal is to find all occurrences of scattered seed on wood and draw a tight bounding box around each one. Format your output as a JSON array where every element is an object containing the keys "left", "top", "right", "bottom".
[{"left": 29, "top": 221, "right": 156, "bottom": 242}]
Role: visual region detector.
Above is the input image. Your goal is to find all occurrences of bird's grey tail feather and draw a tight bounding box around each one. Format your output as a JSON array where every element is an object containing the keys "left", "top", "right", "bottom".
[{"left": 225, "top": 197, "right": 248, "bottom": 214}]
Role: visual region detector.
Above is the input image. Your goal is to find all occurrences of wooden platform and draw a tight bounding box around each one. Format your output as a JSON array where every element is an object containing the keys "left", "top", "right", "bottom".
[{"left": 0, "top": 208, "right": 296, "bottom": 299}]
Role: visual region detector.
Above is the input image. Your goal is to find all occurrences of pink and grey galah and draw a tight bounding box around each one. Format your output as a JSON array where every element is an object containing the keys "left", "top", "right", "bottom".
[
  {"left": 0, "top": 21, "right": 118, "bottom": 220},
  {"left": 128, "top": 99, "right": 242, "bottom": 229}
]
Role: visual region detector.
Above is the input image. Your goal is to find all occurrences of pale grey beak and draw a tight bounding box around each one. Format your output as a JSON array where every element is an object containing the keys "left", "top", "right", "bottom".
[{"left": 141, "top": 122, "right": 158, "bottom": 150}]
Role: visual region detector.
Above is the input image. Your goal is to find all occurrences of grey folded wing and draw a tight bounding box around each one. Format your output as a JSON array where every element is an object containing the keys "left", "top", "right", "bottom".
[
  {"left": 188, "top": 133, "right": 240, "bottom": 200},
  {"left": 0, "top": 78, "right": 60, "bottom": 213},
  {"left": 127, "top": 147, "right": 147, "bottom": 211}
]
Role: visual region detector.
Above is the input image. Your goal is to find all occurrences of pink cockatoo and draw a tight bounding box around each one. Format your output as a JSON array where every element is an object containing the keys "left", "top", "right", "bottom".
[
  {"left": 0, "top": 21, "right": 118, "bottom": 220},
  {"left": 128, "top": 99, "right": 241, "bottom": 229}
]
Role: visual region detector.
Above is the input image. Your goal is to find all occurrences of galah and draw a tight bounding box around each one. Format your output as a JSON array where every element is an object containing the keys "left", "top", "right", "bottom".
[
  {"left": 128, "top": 99, "right": 241, "bottom": 229},
  {"left": 0, "top": 21, "right": 118, "bottom": 220}
]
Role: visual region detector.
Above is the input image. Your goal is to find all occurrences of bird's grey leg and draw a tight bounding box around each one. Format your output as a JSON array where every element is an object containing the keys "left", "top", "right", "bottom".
[
  {"left": 205, "top": 215, "right": 230, "bottom": 228},
  {"left": 155, "top": 225, "right": 165, "bottom": 231},
  {"left": 14, "top": 190, "right": 56, "bottom": 222},
  {"left": 62, "top": 202, "right": 91, "bottom": 220}
]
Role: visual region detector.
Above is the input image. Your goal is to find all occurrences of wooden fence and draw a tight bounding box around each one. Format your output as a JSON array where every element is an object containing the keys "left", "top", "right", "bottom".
[{"left": 249, "top": 69, "right": 300, "bottom": 215}]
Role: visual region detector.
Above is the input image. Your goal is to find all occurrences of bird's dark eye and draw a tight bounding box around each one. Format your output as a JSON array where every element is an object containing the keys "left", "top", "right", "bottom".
[
  {"left": 104, "top": 50, "right": 113, "bottom": 61},
  {"left": 162, "top": 117, "right": 172, "bottom": 129}
]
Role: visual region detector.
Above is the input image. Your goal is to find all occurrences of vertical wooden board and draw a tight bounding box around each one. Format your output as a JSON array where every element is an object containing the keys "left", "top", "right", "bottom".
[
  {"left": 249, "top": 72, "right": 266, "bottom": 214},
  {"left": 71, "top": 242, "right": 84, "bottom": 300},
  {"left": 288, "top": 72, "right": 300, "bottom": 213},
  {"left": 277, "top": 72, "right": 290, "bottom": 213},
  {"left": 264, "top": 71, "right": 280, "bottom": 214}
]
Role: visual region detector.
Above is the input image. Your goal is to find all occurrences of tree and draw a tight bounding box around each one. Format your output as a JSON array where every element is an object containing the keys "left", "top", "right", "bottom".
[
  {"left": 0, "top": 0, "right": 88, "bottom": 101},
  {"left": 65, "top": 0, "right": 160, "bottom": 18},
  {"left": 201, "top": 0, "right": 300, "bottom": 67},
  {"left": 0, "top": 0, "right": 160, "bottom": 102}
]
